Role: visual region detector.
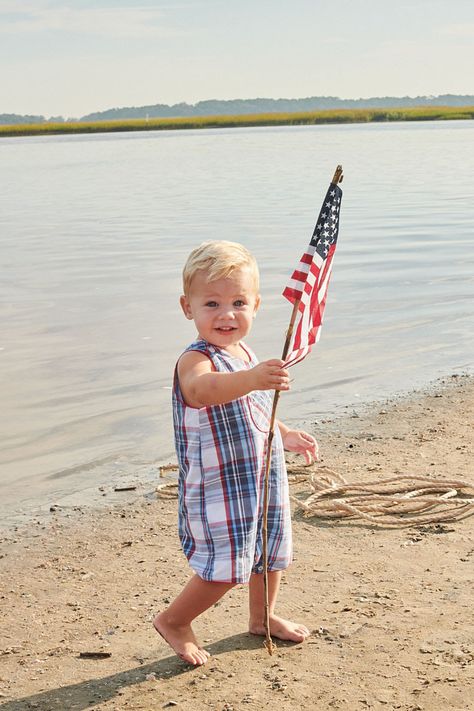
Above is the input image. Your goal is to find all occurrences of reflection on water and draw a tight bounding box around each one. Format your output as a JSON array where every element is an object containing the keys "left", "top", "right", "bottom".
[{"left": 1, "top": 121, "right": 473, "bottom": 521}]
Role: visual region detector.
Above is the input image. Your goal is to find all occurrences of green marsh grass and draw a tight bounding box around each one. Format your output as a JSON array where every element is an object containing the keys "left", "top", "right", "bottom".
[{"left": 1, "top": 105, "right": 474, "bottom": 138}]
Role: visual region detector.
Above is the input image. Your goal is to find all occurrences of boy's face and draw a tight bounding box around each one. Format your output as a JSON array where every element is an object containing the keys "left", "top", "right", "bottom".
[{"left": 180, "top": 268, "right": 260, "bottom": 349}]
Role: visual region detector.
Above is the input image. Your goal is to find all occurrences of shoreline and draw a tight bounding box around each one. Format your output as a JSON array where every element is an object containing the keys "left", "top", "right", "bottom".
[
  {"left": 1, "top": 373, "right": 473, "bottom": 709},
  {"left": 1, "top": 106, "right": 474, "bottom": 138},
  {"left": 2, "top": 371, "right": 471, "bottom": 535}
]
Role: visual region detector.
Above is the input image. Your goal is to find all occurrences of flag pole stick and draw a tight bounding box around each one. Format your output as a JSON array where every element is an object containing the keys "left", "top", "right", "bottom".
[
  {"left": 262, "top": 300, "right": 299, "bottom": 655},
  {"left": 262, "top": 164, "right": 343, "bottom": 655},
  {"left": 332, "top": 164, "right": 343, "bottom": 185}
]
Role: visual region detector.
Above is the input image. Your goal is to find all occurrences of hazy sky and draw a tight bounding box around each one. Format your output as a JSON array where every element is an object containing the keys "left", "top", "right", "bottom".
[{"left": 1, "top": 0, "right": 473, "bottom": 118}]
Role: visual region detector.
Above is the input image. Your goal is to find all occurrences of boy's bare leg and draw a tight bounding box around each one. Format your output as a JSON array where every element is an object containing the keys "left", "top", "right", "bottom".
[
  {"left": 248, "top": 570, "right": 310, "bottom": 642},
  {"left": 154, "top": 574, "right": 235, "bottom": 665}
]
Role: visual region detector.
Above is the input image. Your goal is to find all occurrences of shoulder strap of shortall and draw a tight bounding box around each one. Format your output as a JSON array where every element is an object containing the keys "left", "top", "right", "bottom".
[
  {"left": 183, "top": 339, "right": 212, "bottom": 356},
  {"left": 182, "top": 339, "right": 231, "bottom": 372}
]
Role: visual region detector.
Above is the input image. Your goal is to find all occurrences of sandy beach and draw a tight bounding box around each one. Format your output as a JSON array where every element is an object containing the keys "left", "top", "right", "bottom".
[{"left": 1, "top": 374, "right": 473, "bottom": 711}]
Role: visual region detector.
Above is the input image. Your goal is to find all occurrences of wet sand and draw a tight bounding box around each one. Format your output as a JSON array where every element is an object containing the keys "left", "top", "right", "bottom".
[{"left": 0, "top": 375, "right": 473, "bottom": 711}]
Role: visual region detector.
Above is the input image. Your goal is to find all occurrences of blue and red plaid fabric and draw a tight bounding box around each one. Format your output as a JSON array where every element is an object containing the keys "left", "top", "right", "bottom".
[{"left": 173, "top": 339, "right": 292, "bottom": 584}]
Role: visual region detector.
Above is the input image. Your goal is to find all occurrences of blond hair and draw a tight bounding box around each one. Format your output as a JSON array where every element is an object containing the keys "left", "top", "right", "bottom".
[{"left": 182, "top": 240, "right": 259, "bottom": 294}]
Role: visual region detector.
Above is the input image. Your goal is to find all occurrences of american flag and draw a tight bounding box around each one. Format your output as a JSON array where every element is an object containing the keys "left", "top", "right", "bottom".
[{"left": 282, "top": 181, "right": 343, "bottom": 367}]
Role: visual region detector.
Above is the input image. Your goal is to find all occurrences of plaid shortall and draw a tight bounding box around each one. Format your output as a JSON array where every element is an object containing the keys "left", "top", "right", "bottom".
[{"left": 173, "top": 339, "right": 292, "bottom": 584}]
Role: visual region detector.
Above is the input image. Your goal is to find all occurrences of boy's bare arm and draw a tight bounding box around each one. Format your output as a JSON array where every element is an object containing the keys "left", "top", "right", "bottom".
[{"left": 178, "top": 351, "right": 290, "bottom": 408}]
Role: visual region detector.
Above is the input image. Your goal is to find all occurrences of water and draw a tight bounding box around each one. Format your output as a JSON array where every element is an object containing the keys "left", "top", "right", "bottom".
[{"left": 1, "top": 120, "right": 473, "bottom": 524}]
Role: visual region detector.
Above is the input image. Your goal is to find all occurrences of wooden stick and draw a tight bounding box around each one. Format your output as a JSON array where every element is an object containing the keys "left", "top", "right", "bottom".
[
  {"left": 262, "top": 301, "right": 299, "bottom": 654},
  {"left": 261, "top": 164, "right": 343, "bottom": 655},
  {"left": 332, "top": 164, "right": 343, "bottom": 185}
]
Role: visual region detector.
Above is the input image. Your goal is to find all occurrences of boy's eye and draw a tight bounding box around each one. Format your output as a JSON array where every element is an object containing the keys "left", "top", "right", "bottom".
[
  {"left": 205, "top": 301, "right": 218, "bottom": 308},
  {"left": 234, "top": 300, "right": 245, "bottom": 307}
]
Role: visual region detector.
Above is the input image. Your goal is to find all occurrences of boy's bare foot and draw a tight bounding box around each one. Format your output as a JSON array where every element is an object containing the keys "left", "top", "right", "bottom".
[
  {"left": 249, "top": 614, "right": 310, "bottom": 643},
  {"left": 153, "top": 613, "right": 210, "bottom": 666}
]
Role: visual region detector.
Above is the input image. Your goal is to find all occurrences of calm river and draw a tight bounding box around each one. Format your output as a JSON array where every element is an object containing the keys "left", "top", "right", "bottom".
[{"left": 1, "top": 120, "right": 473, "bottom": 524}]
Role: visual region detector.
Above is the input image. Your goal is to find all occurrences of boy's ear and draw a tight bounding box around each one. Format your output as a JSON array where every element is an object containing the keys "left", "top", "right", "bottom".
[
  {"left": 254, "top": 294, "right": 261, "bottom": 316},
  {"left": 180, "top": 295, "right": 193, "bottom": 320}
]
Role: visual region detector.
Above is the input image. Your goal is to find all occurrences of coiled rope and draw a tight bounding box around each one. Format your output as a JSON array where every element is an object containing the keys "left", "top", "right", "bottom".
[{"left": 288, "top": 465, "right": 474, "bottom": 527}]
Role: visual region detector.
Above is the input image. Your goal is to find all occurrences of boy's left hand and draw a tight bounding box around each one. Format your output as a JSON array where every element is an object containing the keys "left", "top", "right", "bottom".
[{"left": 282, "top": 429, "right": 319, "bottom": 464}]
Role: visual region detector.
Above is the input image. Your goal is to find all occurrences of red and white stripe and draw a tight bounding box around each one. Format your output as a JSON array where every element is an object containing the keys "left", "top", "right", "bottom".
[{"left": 283, "top": 243, "right": 336, "bottom": 367}]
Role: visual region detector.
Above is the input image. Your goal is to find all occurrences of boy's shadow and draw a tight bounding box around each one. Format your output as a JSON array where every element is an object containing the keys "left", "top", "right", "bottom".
[{"left": 0, "top": 632, "right": 272, "bottom": 711}]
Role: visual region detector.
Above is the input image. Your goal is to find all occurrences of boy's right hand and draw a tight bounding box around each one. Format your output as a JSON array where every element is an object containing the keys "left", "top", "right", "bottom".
[{"left": 250, "top": 359, "right": 290, "bottom": 392}]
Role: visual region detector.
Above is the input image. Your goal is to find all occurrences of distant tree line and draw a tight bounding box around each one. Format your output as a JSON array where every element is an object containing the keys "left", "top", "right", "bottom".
[
  {"left": 2, "top": 94, "right": 473, "bottom": 125},
  {"left": 0, "top": 113, "right": 67, "bottom": 125}
]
